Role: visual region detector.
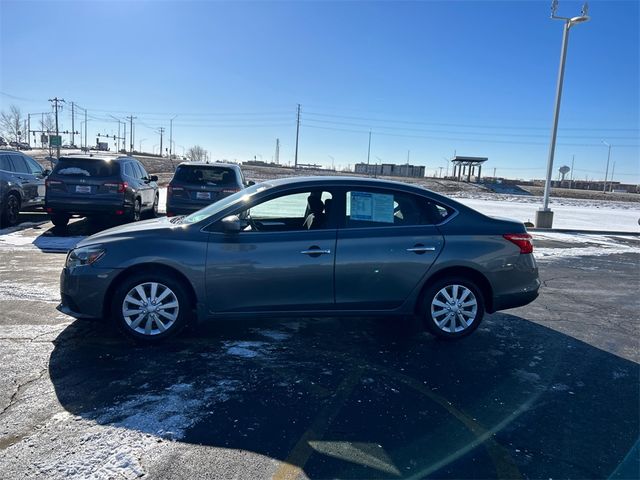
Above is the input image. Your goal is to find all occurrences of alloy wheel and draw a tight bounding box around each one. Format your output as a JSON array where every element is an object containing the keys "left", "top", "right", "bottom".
[
  {"left": 430, "top": 284, "right": 478, "bottom": 333},
  {"left": 122, "top": 282, "right": 179, "bottom": 336}
]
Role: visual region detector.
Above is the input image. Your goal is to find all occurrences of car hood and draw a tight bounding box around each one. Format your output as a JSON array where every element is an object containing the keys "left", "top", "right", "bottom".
[{"left": 76, "top": 217, "right": 177, "bottom": 248}]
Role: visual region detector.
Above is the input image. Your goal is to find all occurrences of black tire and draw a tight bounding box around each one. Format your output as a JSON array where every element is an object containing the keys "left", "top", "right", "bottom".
[
  {"left": 50, "top": 213, "right": 70, "bottom": 228},
  {"left": 1, "top": 193, "right": 21, "bottom": 228},
  {"left": 148, "top": 194, "right": 159, "bottom": 218},
  {"left": 111, "top": 271, "right": 191, "bottom": 344},
  {"left": 128, "top": 198, "right": 141, "bottom": 222},
  {"left": 421, "top": 276, "right": 485, "bottom": 340}
]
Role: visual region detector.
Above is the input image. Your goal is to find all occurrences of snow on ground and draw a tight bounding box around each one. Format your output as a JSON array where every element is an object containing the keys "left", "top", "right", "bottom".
[
  {"left": 158, "top": 187, "right": 167, "bottom": 213},
  {"left": 531, "top": 232, "right": 640, "bottom": 261},
  {"left": 0, "top": 281, "right": 60, "bottom": 303},
  {"left": 452, "top": 194, "right": 639, "bottom": 232}
]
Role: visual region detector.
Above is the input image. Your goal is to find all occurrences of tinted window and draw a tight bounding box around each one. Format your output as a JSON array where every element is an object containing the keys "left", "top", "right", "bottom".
[
  {"left": 53, "top": 158, "right": 120, "bottom": 177},
  {"left": 345, "top": 190, "right": 450, "bottom": 228},
  {"left": 0, "top": 155, "right": 12, "bottom": 172},
  {"left": 174, "top": 166, "right": 237, "bottom": 186},
  {"left": 9, "top": 155, "right": 30, "bottom": 174},
  {"left": 136, "top": 162, "right": 149, "bottom": 178},
  {"left": 123, "top": 162, "right": 135, "bottom": 178},
  {"left": 23, "top": 156, "right": 43, "bottom": 174}
]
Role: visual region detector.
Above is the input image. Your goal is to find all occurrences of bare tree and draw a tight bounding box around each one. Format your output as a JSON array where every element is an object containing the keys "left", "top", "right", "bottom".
[
  {"left": 186, "top": 145, "right": 207, "bottom": 162},
  {"left": 0, "top": 105, "right": 24, "bottom": 143},
  {"left": 40, "top": 113, "right": 55, "bottom": 133}
]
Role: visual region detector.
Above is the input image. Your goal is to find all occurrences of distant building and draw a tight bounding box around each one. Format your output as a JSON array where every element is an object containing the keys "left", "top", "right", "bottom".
[{"left": 354, "top": 163, "right": 425, "bottom": 178}]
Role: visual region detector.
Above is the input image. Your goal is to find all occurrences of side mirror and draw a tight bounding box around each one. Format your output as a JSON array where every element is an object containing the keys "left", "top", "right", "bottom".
[
  {"left": 42, "top": 169, "right": 51, "bottom": 176},
  {"left": 150, "top": 175, "right": 158, "bottom": 182},
  {"left": 221, "top": 215, "right": 241, "bottom": 234},
  {"left": 246, "top": 180, "right": 255, "bottom": 187}
]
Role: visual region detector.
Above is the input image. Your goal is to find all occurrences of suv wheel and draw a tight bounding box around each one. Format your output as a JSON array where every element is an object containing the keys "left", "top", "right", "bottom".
[
  {"left": 129, "top": 199, "right": 141, "bottom": 222},
  {"left": 112, "top": 273, "right": 190, "bottom": 343},
  {"left": 421, "top": 277, "right": 485, "bottom": 339},
  {"left": 149, "top": 194, "right": 159, "bottom": 218},
  {"left": 1, "top": 193, "right": 20, "bottom": 227},
  {"left": 50, "top": 213, "right": 70, "bottom": 228}
]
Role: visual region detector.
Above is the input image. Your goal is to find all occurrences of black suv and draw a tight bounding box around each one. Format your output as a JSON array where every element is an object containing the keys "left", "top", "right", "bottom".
[
  {"left": 166, "top": 162, "right": 248, "bottom": 216},
  {"left": 0, "top": 150, "right": 49, "bottom": 227},
  {"left": 45, "top": 155, "right": 159, "bottom": 227}
]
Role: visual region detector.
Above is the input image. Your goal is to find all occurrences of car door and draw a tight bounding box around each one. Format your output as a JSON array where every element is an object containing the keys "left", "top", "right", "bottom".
[
  {"left": 204, "top": 188, "right": 337, "bottom": 313},
  {"left": 334, "top": 187, "right": 446, "bottom": 310},
  {"left": 8, "top": 155, "right": 40, "bottom": 208},
  {"left": 135, "top": 161, "right": 154, "bottom": 207},
  {"left": 23, "top": 155, "right": 46, "bottom": 204}
]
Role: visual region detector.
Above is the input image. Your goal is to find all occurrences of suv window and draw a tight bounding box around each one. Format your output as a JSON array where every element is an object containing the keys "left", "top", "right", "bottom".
[
  {"left": 0, "top": 155, "right": 13, "bottom": 172},
  {"left": 9, "top": 155, "right": 30, "bottom": 174},
  {"left": 174, "top": 165, "right": 237, "bottom": 186},
  {"left": 345, "top": 190, "right": 450, "bottom": 228},
  {"left": 53, "top": 158, "right": 120, "bottom": 177},
  {"left": 123, "top": 162, "right": 135, "bottom": 178},
  {"left": 136, "top": 162, "right": 149, "bottom": 179},
  {"left": 23, "top": 156, "right": 43, "bottom": 175}
]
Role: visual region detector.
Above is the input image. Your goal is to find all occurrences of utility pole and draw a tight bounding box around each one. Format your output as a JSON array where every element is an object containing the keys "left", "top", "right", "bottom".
[
  {"left": 275, "top": 138, "right": 280, "bottom": 164},
  {"left": 294, "top": 104, "right": 300, "bottom": 168},
  {"left": 158, "top": 127, "right": 165, "bottom": 157},
  {"left": 367, "top": 130, "right": 372, "bottom": 164},
  {"left": 71, "top": 102, "right": 75, "bottom": 146},
  {"left": 126, "top": 115, "right": 136, "bottom": 153},
  {"left": 48, "top": 97, "right": 65, "bottom": 158},
  {"left": 169, "top": 115, "right": 177, "bottom": 160},
  {"left": 27, "top": 114, "right": 31, "bottom": 147},
  {"left": 438, "top": 166, "right": 443, "bottom": 178},
  {"left": 609, "top": 161, "right": 616, "bottom": 192},
  {"left": 602, "top": 140, "right": 611, "bottom": 193},
  {"left": 570, "top": 154, "right": 575, "bottom": 189},
  {"left": 493, "top": 167, "right": 497, "bottom": 178},
  {"left": 407, "top": 150, "right": 410, "bottom": 164}
]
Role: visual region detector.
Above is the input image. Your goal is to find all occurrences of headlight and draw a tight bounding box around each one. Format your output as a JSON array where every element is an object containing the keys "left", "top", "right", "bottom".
[{"left": 66, "top": 246, "right": 105, "bottom": 268}]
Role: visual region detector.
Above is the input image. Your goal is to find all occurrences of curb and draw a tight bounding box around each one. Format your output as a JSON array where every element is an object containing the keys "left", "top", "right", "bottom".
[{"left": 528, "top": 228, "right": 640, "bottom": 236}]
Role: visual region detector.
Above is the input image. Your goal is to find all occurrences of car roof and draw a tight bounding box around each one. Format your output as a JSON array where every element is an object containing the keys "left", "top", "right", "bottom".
[
  {"left": 177, "top": 162, "right": 240, "bottom": 169},
  {"left": 58, "top": 154, "right": 134, "bottom": 162}
]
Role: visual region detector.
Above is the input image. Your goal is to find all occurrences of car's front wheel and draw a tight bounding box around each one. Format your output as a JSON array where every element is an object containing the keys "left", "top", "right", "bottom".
[
  {"left": 112, "top": 273, "right": 190, "bottom": 343},
  {"left": 421, "top": 277, "right": 485, "bottom": 339},
  {"left": 1, "top": 193, "right": 21, "bottom": 227}
]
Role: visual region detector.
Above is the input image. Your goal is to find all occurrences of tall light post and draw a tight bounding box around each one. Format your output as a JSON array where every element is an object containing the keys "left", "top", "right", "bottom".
[
  {"left": 536, "top": 1, "right": 590, "bottom": 229},
  {"left": 601, "top": 140, "right": 612, "bottom": 193},
  {"left": 139, "top": 138, "right": 147, "bottom": 153},
  {"left": 169, "top": 115, "right": 177, "bottom": 161}
]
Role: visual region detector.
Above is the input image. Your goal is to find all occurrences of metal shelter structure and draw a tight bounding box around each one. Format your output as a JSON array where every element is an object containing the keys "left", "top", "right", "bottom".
[{"left": 451, "top": 156, "right": 488, "bottom": 182}]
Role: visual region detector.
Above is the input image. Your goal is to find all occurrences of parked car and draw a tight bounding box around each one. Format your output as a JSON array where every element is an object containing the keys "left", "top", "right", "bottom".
[
  {"left": 45, "top": 155, "right": 159, "bottom": 227},
  {"left": 0, "top": 136, "right": 8, "bottom": 147},
  {"left": 166, "top": 162, "right": 249, "bottom": 216},
  {"left": 0, "top": 150, "right": 49, "bottom": 227},
  {"left": 17, "top": 142, "right": 32, "bottom": 150},
  {"left": 58, "top": 176, "right": 540, "bottom": 343}
]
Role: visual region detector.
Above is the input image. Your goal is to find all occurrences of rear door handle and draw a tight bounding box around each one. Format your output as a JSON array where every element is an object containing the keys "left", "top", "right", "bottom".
[
  {"left": 406, "top": 245, "right": 436, "bottom": 254},
  {"left": 300, "top": 247, "right": 332, "bottom": 256}
]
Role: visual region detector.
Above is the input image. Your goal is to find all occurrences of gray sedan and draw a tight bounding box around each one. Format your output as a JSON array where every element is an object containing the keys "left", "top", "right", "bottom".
[{"left": 58, "top": 176, "right": 539, "bottom": 343}]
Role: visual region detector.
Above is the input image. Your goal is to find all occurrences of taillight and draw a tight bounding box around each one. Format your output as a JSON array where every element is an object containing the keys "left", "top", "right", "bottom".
[
  {"left": 104, "top": 182, "right": 127, "bottom": 193},
  {"left": 503, "top": 233, "right": 534, "bottom": 254}
]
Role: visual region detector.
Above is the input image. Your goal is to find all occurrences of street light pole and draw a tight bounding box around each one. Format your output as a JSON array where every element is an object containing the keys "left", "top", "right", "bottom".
[
  {"left": 536, "top": 1, "right": 590, "bottom": 228},
  {"left": 602, "top": 140, "right": 611, "bottom": 193},
  {"left": 169, "top": 115, "right": 177, "bottom": 161}
]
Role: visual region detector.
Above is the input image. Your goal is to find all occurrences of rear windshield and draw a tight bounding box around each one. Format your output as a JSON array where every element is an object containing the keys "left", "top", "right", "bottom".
[
  {"left": 174, "top": 166, "right": 237, "bottom": 186},
  {"left": 53, "top": 159, "right": 119, "bottom": 177}
]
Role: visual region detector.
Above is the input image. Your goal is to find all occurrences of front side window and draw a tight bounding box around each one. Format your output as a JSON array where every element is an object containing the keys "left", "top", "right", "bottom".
[
  {"left": 23, "top": 156, "right": 43, "bottom": 174},
  {"left": 0, "top": 155, "right": 12, "bottom": 172},
  {"left": 345, "top": 190, "right": 450, "bottom": 228},
  {"left": 234, "top": 190, "right": 333, "bottom": 232}
]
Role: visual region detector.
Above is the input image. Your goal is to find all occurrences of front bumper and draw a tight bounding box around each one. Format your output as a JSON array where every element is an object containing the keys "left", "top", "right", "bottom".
[{"left": 58, "top": 265, "right": 122, "bottom": 319}]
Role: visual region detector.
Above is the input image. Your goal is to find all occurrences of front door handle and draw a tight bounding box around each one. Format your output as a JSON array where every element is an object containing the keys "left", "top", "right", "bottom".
[
  {"left": 300, "top": 246, "right": 332, "bottom": 257},
  {"left": 406, "top": 245, "right": 436, "bottom": 254}
]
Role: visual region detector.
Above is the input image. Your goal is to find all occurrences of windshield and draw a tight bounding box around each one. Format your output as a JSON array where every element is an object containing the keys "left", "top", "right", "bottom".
[{"left": 182, "top": 182, "right": 271, "bottom": 224}]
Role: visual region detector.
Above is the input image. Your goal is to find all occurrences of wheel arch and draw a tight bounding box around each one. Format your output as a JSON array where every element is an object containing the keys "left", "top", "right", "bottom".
[
  {"left": 416, "top": 266, "right": 494, "bottom": 314},
  {"left": 103, "top": 262, "right": 198, "bottom": 319}
]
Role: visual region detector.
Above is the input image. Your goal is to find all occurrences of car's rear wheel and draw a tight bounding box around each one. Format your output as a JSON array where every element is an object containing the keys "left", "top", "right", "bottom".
[
  {"left": 421, "top": 277, "right": 485, "bottom": 339},
  {"left": 148, "top": 194, "right": 159, "bottom": 218},
  {"left": 1, "top": 193, "right": 20, "bottom": 227},
  {"left": 112, "top": 272, "right": 190, "bottom": 343},
  {"left": 50, "top": 213, "right": 70, "bottom": 228}
]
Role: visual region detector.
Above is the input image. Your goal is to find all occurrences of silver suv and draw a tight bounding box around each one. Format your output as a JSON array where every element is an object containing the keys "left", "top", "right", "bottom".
[{"left": 0, "top": 150, "right": 49, "bottom": 227}]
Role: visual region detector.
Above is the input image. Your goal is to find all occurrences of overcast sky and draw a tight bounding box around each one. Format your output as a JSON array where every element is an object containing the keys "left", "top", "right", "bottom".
[{"left": 1, "top": 0, "right": 638, "bottom": 182}]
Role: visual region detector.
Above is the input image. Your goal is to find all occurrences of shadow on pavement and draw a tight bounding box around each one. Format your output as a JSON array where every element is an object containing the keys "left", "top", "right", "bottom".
[{"left": 49, "top": 314, "right": 639, "bottom": 479}]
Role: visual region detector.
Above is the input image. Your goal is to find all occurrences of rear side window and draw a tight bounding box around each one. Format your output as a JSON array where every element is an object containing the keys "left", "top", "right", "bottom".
[
  {"left": 123, "top": 163, "right": 135, "bottom": 178},
  {"left": 53, "top": 159, "right": 120, "bottom": 177},
  {"left": 174, "top": 166, "right": 237, "bottom": 186},
  {"left": 0, "top": 155, "right": 12, "bottom": 172},
  {"left": 9, "top": 155, "right": 30, "bottom": 174},
  {"left": 345, "top": 190, "right": 452, "bottom": 228}
]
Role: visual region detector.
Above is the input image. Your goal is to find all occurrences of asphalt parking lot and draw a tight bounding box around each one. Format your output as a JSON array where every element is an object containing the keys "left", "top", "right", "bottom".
[{"left": 0, "top": 217, "right": 638, "bottom": 479}]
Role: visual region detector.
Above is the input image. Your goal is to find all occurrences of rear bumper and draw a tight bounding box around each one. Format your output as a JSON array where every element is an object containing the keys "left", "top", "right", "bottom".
[
  {"left": 59, "top": 265, "right": 122, "bottom": 319},
  {"left": 492, "top": 287, "right": 539, "bottom": 312},
  {"left": 46, "top": 199, "right": 131, "bottom": 216}
]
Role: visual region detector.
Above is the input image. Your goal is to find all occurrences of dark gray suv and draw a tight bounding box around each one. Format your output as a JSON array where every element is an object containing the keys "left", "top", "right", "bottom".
[
  {"left": 166, "top": 162, "right": 247, "bottom": 216},
  {"left": 58, "top": 176, "right": 539, "bottom": 343},
  {"left": 45, "top": 155, "right": 159, "bottom": 227},
  {"left": 0, "top": 150, "right": 48, "bottom": 227}
]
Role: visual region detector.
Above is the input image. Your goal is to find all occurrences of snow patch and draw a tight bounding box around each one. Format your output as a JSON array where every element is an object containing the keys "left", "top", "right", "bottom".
[
  {"left": 224, "top": 340, "right": 269, "bottom": 358},
  {"left": 0, "top": 281, "right": 60, "bottom": 303}
]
